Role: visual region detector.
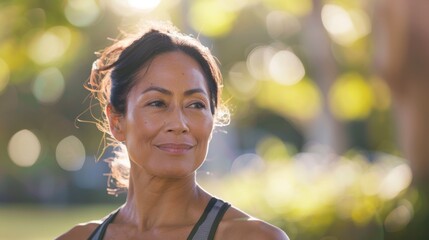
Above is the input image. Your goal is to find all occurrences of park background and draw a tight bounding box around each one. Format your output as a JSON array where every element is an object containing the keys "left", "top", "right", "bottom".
[{"left": 1, "top": 0, "right": 428, "bottom": 239}]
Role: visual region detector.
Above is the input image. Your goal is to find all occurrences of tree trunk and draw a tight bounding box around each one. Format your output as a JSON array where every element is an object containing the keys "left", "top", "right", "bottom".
[{"left": 373, "top": 0, "right": 429, "bottom": 185}]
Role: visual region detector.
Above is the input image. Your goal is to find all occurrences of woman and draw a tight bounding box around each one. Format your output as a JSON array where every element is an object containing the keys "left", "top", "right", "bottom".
[{"left": 58, "top": 22, "right": 288, "bottom": 240}]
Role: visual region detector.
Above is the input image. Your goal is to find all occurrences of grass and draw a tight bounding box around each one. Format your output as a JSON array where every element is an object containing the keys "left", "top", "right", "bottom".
[{"left": 0, "top": 204, "right": 120, "bottom": 240}]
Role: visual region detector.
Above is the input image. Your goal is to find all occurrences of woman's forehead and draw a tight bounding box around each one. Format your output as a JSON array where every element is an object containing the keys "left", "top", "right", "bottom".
[{"left": 132, "top": 51, "right": 209, "bottom": 94}]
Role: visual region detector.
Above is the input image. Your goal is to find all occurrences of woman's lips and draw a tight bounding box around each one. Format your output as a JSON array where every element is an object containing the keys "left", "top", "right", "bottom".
[{"left": 156, "top": 143, "right": 194, "bottom": 154}]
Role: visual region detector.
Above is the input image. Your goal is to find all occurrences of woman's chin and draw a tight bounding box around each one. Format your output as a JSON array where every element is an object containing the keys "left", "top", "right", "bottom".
[{"left": 146, "top": 165, "right": 198, "bottom": 179}]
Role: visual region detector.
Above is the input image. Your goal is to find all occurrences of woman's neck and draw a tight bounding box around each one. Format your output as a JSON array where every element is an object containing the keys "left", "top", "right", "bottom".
[{"left": 119, "top": 167, "right": 210, "bottom": 232}]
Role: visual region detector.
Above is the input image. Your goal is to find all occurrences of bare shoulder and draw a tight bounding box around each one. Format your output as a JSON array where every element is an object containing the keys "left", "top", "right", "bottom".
[
  {"left": 55, "top": 221, "right": 100, "bottom": 240},
  {"left": 218, "top": 205, "right": 289, "bottom": 240},
  {"left": 224, "top": 218, "right": 289, "bottom": 240}
]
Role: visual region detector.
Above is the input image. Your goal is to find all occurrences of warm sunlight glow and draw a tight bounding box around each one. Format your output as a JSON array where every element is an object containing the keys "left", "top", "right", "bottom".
[
  {"left": 56, "top": 135, "right": 86, "bottom": 171},
  {"left": 8, "top": 129, "right": 41, "bottom": 167},
  {"left": 106, "top": 0, "right": 174, "bottom": 22},
  {"left": 127, "top": 0, "right": 160, "bottom": 10}
]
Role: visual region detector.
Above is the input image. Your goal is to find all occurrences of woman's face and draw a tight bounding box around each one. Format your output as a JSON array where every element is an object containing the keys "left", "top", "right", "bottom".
[{"left": 113, "top": 51, "right": 214, "bottom": 178}]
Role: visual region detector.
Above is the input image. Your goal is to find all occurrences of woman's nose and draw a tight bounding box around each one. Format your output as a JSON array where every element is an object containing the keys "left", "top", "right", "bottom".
[{"left": 166, "top": 107, "right": 189, "bottom": 134}]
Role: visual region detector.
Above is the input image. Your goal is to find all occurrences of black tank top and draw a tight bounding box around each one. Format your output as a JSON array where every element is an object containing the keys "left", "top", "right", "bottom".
[{"left": 88, "top": 197, "right": 230, "bottom": 240}]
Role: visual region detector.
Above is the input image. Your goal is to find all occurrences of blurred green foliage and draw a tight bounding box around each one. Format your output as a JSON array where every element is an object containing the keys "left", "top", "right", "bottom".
[{"left": 201, "top": 149, "right": 426, "bottom": 240}]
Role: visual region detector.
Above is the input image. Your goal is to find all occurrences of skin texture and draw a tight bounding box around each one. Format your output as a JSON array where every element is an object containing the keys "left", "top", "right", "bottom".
[{"left": 57, "top": 51, "right": 288, "bottom": 240}]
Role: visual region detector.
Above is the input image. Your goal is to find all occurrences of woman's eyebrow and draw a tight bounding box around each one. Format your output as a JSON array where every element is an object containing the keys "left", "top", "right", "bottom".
[
  {"left": 141, "top": 86, "right": 208, "bottom": 97},
  {"left": 141, "top": 86, "right": 172, "bottom": 95},
  {"left": 184, "top": 88, "right": 208, "bottom": 97}
]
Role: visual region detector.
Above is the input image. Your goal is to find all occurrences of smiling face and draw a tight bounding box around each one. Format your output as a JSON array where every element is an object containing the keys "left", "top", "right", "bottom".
[{"left": 109, "top": 51, "right": 214, "bottom": 178}]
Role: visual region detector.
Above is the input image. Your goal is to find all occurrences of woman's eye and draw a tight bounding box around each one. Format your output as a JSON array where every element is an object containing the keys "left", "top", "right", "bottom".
[
  {"left": 189, "top": 102, "right": 206, "bottom": 109},
  {"left": 147, "top": 100, "right": 166, "bottom": 108}
]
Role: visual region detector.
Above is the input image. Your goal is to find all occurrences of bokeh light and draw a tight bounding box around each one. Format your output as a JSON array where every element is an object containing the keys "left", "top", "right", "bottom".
[
  {"left": 189, "top": 0, "right": 237, "bottom": 37},
  {"left": 263, "top": 0, "right": 312, "bottom": 17},
  {"left": 378, "top": 164, "right": 412, "bottom": 200},
  {"left": 8, "top": 129, "right": 41, "bottom": 167},
  {"left": 230, "top": 153, "right": 265, "bottom": 173},
  {"left": 32, "top": 67, "right": 65, "bottom": 104},
  {"left": 203, "top": 150, "right": 413, "bottom": 238},
  {"left": 1, "top": 1, "right": 427, "bottom": 239},
  {"left": 329, "top": 73, "right": 374, "bottom": 120},
  {"left": 0, "top": 58, "right": 10, "bottom": 94},
  {"left": 256, "top": 135, "right": 292, "bottom": 161},
  {"left": 127, "top": 0, "right": 160, "bottom": 10},
  {"left": 370, "top": 76, "right": 392, "bottom": 110},
  {"left": 27, "top": 26, "right": 71, "bottom": 65},
  {"left": 256, "top": 78, "right": 321, "bottom": 120},
  {"left": 227, "top": 61, "right": 259, "bottom": 100},
  {"left": 360, "top": 169, "right": 382, "bottom": 196},
  {"left": 107, "top": 0, "right": 132, "bottom": 16},
  {"left": 384, "top": 200, "right": 413, "bottom": 232},
  {"left": 246, "top": 45, "right": 277, "bottom": 80},
  {"left": 321, "top": 4, "right": 371, "bottom": 46},
  {"left": 269, "top": 50, "right": 305, "bottom": 86},
  {"left": 266, "top": 11, "right": 301, "bottom": 39},
  {"left": 264, "top": 163, "right": 295, "bottom": 211},
  {"left": 107, "top": 0, "right": 164, "bottom": 16},
  {"left": 246, "top": 46, "right": 305, "bottom": 86},
  {"left": 64, "top": 0, "right": 100, "bottom": 27},
  {"left": 56, "top": 135, "right": 86, "bottom": 171}
]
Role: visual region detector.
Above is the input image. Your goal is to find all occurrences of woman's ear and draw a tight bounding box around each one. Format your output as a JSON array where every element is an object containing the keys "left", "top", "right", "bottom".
[{"left": 106, "top": 104, "right": 126, "bottom": 142}]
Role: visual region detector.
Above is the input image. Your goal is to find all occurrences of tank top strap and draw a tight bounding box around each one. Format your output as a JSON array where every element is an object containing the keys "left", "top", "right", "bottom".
[
  {"left": 187, "top": 197, "right": 231, "bottom": 240},
  {"left": 87, "top": 208, "right": 120, "bottom": 240},
  {"left": 87, "top": 198, "right": 230, "bottom": 240}
]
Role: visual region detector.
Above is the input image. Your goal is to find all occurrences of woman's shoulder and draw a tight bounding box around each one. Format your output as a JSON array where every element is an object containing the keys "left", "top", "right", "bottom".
[
  {"left": 218, "top": 205, "right": 289, "bottom": 240},
  {"left": 56, "top": 207, "right": 121, "bottom": 240},
  {"left": 55, "top": 220, "right": 101, "bottom": 240}
]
